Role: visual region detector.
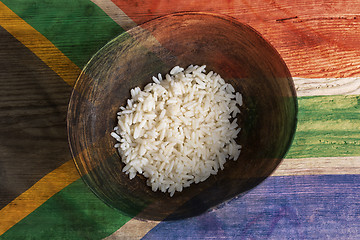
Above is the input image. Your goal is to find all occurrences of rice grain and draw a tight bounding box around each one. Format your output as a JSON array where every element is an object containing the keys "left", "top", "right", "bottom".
[{"left": 112, "top": 65, "right": 243, "bottom": 197}]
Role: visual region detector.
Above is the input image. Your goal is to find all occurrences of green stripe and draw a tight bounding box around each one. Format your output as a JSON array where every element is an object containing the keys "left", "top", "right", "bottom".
[
  {"left": 0, "top": 179, "right": 140, "bottom": 240},
  {"left": 286, "top": 95, "right": 360, "bottom": 158},
  {"left": 1, "top": 0, "right": 125, "bottom": 68}
]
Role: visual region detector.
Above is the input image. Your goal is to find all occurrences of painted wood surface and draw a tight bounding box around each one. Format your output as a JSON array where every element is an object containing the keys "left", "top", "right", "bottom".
[
  {"left": 142, "top": 175, "right": 360, "bottom": 239},
  {"left": 112, "top": 0, "right": 360, "bottom": 78},
  {"left": 0, "top": 0, "right": 359, "bottom": 239},
  {"left": 0, "top": 25, "right": 73, "bottom": 209}
]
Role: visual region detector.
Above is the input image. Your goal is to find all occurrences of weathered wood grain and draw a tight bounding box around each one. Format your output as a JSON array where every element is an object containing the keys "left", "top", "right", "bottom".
[
  {"left": 273, "top": 156, "right": 360, "bottom": 176},
  {"left": 0, "top": 0, "right": 128, "bottom": 234},
  {"left": 286, "top": 95, "right": 360, "bottom": 159},
  {"left": 294, "top": 77, "right": 360, "bottom": 96},
  {"left": 0, "top": 0, "right": 359, "bottom": 238},
  {"left": 0, "top": 160, "right": 79, "bottom": 236},
  {"left": 141, "top": 174, "right": 360, "bottom": 239},
  {"left": 103, "top": 153, "right": 360, "bottom": 240},
  {"left": 0, "top": 26, "right": 73, "bottom": 209},
  {"left": 0, "top": 179, "right": 137, "bottom": 240},
  {"left": 104, "top": 218, "right": 159, "bottom": 240},
  {"left": 112, "top": 0, "right": 360, "bottom": 78},
  {"left": 0, "top": 0, "right": 125, "bottom": 210},
  {"left": 90, "top": 0, "right": 137, "bottom": 30},
  {"left": 94, "top": 1, "right": 360, "bottom": 95},
  {"left": 0, "top": 1, "right": 80, "bottom": 86},
  {"left": 1, "top": 0, "right": 124, "bottom": 68}
]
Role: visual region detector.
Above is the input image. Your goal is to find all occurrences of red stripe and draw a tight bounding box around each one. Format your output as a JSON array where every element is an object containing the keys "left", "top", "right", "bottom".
[{"left": 111, "top": 0, "right": 360, "bottom": 78}]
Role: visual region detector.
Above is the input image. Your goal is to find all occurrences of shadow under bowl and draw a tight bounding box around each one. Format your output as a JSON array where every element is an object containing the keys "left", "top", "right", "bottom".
[{"left": 67, "top": 12, "right": 298, "bottom": 221}]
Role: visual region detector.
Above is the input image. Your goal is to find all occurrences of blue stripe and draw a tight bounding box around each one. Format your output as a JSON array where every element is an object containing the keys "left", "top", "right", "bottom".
[{"left": 142, "top": 175, "right": 360, "bottom": 239}]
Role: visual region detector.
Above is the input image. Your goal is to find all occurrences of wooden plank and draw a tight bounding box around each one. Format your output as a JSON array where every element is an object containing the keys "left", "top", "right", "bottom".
[
  {"left": 0, "top": 0, "right": 125, "bottom": 212},
  {"left": 294, "top": 77, "right": 360, "bottom": 96},
  {"left": 90, "top": 0, "right": 137, "bottom": 30},
  {"left": 104, "top": 219, "right": 159, "bottom": 240},
  {"left": 142, "top": 174, "right": 360, "bottom": 239},
  {"left": 106, "top": 155, "right": 360, "bottom": 240},
  {"left": 90, "top": 1, "right": 360, "bottom": 96},
  {"left": 0, "top": 1, "right": 80, "bottom": 86},
  {"left": 286, "top": 95, "right": 360, "bottom": 159},
  {"left": 0, "top": 179, "right": 137, "bottom": 240},
  {"left": 0, "top": 160, "right": 79, "bottom": 236},
  {"left": 0, "top": 1, "right": 359, "bottom": 239},
  {"left": 273, "top": 156, "right": 360, "bottom": 176},
  {"left": 0, "top": 26, "right": 73, "bottom": 209},
  {"left": 1, "top": 0, "right": 124, "bottom": 68},
  {"left": 112, "top": 0, "right": 360, "bottom": 78}
]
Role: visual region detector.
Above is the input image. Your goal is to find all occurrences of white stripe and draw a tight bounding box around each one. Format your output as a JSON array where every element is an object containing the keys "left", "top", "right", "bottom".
[
  {"left": 91, "top": 0, "right": 165, "bottom": 64},
  {"left": 104, "top": 218, "right": 159, "bottom": 240},
  {"left": 90, "top": 0, "right": 137, "bottom": 31},
  {"left": 273, "top": 156, "right": 360, "bottom": 176},
  {"left": 294, "top": 77, "right": 360, "bottom": 96}
]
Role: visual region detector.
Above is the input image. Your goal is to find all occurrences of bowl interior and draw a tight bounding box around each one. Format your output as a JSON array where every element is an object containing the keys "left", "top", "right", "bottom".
[{"left": 67, "top": 12, "right": 297, "bottom": 221}]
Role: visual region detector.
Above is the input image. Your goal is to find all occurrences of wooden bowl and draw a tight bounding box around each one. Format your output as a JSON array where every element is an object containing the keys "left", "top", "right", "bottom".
[{"left": 67, "top": 12, "right": 297, "bottom": 220}]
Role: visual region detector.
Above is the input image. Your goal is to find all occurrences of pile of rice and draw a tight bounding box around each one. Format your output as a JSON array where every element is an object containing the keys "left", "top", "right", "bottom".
[{"left": 111, "top": 65, "right": 243, "bottom": 197}]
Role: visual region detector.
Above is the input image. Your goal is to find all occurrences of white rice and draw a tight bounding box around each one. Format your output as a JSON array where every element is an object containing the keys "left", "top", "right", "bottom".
[{"left": 111, "top": 65, "right": 243, "bottom": 197}]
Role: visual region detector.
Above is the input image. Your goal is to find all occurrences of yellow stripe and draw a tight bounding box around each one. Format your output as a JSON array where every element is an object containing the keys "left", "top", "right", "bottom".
[
  {"left": 0, "top": 160, "right": 80, "bottom": 236},
  {"left": 0, "top": 1, "right": 80, "bottom": 86},
  {"left": 0, "top": 2, "right": 82, "bottom": 235}
]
